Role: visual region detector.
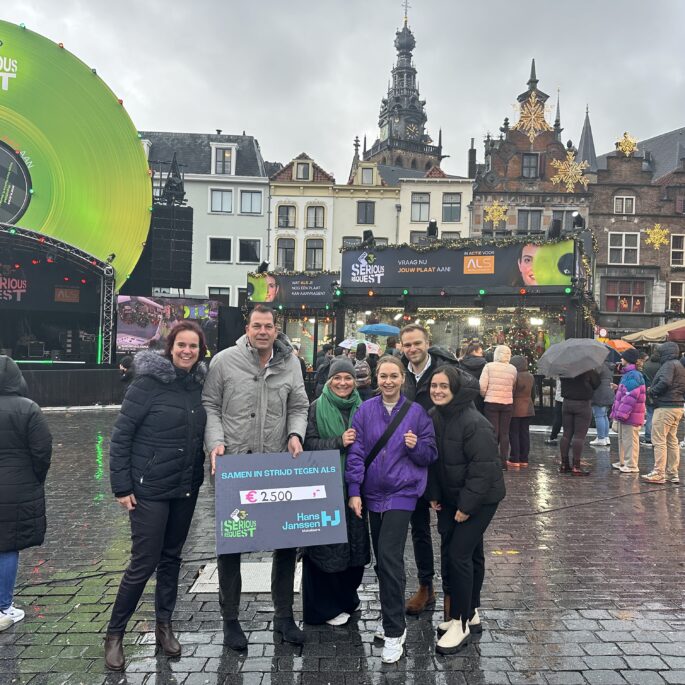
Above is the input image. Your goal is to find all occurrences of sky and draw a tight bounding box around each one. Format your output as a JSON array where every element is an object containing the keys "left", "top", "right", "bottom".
[{"left": 2, "top": 0, "right": 684, "bottom": 179}]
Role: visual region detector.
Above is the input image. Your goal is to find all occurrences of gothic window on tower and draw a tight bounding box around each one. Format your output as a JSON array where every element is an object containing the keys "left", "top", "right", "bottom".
[
  {"left": 442, "top": 194, "right": 462, "bottom": 223},
  {"left": 517, "top": 210, "right": 542, "bottom": 234},
  {"left": 357, "top": 201, "right": 375, "bottom": 225},
  {"left": 296, "top": 162, "right": 310, "bottom": 181},
  {"left": 277, "top": 205, "right": 296, "bottom": 228},
  {"left": 306, "top": 206, "right": 325, "bottom": 229},
  {"left": 305, "top": 239, "right": 324, "bottom": 271},
  {"left": 411, "top": 193, "right": 430, "bottom": 222},
  {"left": 361, "top": 168, "right": 374, "bottom": 185},
  {"left": 277, "top": 238, "right": 295, "bottom": 271},
  {"left": 521, "top": 153, "right": 539, "bottom": 179}
]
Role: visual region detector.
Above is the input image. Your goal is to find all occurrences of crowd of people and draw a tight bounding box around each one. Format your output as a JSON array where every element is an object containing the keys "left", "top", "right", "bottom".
[{"left": 3, "top": 309, "right": 683, "bottom": 671}]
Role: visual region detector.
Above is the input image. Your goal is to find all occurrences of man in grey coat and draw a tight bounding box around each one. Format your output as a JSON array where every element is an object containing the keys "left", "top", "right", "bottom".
[{"left": 202, "top": 304, "right": 309, "bottom": 650}]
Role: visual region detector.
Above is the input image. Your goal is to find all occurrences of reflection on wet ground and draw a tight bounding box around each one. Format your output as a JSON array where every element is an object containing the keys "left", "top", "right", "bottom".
[{"left": 1, "top": 411, "right": 685, "bottom": 684}]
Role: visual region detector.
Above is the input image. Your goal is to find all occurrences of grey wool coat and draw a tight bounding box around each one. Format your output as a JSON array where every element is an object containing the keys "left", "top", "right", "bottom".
[{"left": 202, "top": 333, "right": 309, "bottom": 455}]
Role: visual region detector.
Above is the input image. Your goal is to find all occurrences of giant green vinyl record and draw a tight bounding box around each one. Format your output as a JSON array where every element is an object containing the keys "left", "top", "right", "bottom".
[{"left": 0, "top": 20, "right": 151, "bottom": 288}]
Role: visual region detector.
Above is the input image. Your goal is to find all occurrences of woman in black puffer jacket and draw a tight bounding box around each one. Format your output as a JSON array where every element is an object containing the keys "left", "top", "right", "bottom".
[
  {"left": 0, "top": 356, "right": 52, "bottom": 631},
  {"left": 106, "top": 322, "right": 207, "bottom": 671},
  {"left": 426, "top": 366, "right": 505, "bottom": 656}
]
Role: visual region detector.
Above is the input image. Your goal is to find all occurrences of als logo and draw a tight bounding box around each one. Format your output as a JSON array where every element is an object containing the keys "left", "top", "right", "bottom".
[
  {"left": 350, "top": 251, "right": 384, "bottom": 285},
  {"left": 0, "top": 51, "right": 18, "bottom": 92},
  {"left": 222, "top": 508, "right": 257, "bottom": 539}
]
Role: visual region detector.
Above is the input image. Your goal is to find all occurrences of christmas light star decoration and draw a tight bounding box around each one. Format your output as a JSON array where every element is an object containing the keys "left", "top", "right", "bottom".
[
  {"left": 616, "top": 132, "right": 638, "bottom": 157},
  {"left": 645, "top": 223, "right": 670, "bottom": 250},
  {"left": 551, "top": 151, "right": 590, "bottom": 193},
  {"left": 483, "top": 200, "right": 508, "bottom": 227},
  {"left": 512, "top": 91, "right": 553, "bottom": 143}
]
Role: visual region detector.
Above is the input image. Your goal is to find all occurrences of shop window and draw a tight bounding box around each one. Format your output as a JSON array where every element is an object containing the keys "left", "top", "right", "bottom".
[
  {"left": 277, "top": 238, "right": 295, "bottom": 271},
  {"left": 238, "top": 238, "right": 260, "bottom": 263},
  {"left": 208, "top": 237, "right": 232, "bottom": 263},
  {"left": 442, "top": 193, "right": 461, "bottom": 222},
  {"left": 608, "top": 232, "right": 639, "bottom": 265},
  {"left": 357, "top": 201, "right": 375, "bottom": 224},
  {"left": 305, "top": 239, "right": 323, "bottom": 271},
  {"left": 670, "top": 282, "right": 685, "bottom": 313},
  {"left": 210, "top": 189, "right": 232, "bottom": 213},
  {"left": 671, "top": 235, "right": 685, "bottom": 266},
  {"left": 521, "top": 153, "right": 539, "bottom": 179},
  {"left": 411, "top": 193, "right": 430, "bottom": 222},
  {"left": 517, "top": 209, "right": 542, "bottom": 233},
  {"left": 605, "top": 279, "right": 645, "bottom": 313},
  {"left": 306, "top": 206, "right": 325, "bottom": 229},
  {"left": 208, "top": 287, "right": 230, "bottom": 306},
  {"left": 277, "top": 205, "right": 295, "bottom": 228},
  {"left": 614, "top": 196, "right": 635, "bottom": 214}
]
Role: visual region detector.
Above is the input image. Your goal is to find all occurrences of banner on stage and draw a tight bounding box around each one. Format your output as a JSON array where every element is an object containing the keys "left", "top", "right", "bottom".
[{"left": 215, "top": 450, "right": 348, "bottom": 554}]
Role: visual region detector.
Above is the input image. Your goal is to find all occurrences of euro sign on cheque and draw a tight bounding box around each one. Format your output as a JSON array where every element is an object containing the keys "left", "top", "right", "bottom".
[{"left": 215, "top": 450, "right": 349, "bottom": 554}]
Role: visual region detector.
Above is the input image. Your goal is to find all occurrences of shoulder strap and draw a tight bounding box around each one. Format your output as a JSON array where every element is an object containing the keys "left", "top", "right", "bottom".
[{"left": 364, "top": 400, "right": 413, "bottom": 471}]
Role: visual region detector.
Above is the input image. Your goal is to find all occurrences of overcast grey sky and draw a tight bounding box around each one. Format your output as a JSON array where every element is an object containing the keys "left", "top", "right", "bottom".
[{"left": 3, "top": 0, "right": 684, "bottom": 179}]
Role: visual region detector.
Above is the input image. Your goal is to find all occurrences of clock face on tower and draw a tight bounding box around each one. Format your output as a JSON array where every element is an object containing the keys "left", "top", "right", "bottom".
[{"left": 406, "top": 123, "right": 419, "bottom": 139}]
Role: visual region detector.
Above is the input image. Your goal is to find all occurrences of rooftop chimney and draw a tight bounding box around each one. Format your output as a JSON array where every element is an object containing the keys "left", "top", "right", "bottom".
[
  {"left": 216, "top": 129, "right": 222, "bottom": 135},
  {"left": 468, "top": 138, "right": 477, "bottom": 179}
]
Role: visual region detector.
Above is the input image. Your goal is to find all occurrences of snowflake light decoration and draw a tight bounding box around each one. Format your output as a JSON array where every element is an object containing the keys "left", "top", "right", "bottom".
[
  {"left": 616, "top": 132, "right": 638, "bottom": 157},
  {"left": 512, "top": 91, "right": 553, "bottom": 143},
  {"left": 483, "top": 200, "right": 508, "bottom": 227},
  {"left": 645, "top": 223, "right": 670, "bottom": 250},
  {"left": 551, "top": 151, "right": 590, "bottom": 193}
]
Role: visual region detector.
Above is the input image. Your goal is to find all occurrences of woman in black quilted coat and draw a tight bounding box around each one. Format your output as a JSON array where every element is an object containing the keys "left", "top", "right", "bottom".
[
  {"left": 0, "top": 356, "right": 52, "bottom": 631},
  {"left": 105, "top": 322, "right": 207, "bottom": 671}
]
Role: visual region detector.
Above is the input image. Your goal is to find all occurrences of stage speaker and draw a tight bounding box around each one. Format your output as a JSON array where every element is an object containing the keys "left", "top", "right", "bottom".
[{"left": 149, "top": 205, "right": 194, "bottom": 289}]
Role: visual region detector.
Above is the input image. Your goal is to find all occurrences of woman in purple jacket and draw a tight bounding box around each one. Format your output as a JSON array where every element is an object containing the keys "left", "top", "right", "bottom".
[
  {"left": 346, "top": 356, "right": 437, "bottom": 664},
  {"left": 609, "top": 349, "right": 646, "bottom": 474}
]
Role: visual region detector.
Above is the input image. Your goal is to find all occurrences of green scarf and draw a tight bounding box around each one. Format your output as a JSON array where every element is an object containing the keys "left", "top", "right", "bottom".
[{"left": 317, "top": 383, "right": 362, "bottom": 440}]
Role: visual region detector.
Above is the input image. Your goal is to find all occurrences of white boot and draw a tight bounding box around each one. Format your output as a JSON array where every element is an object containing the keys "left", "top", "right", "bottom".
[
  {"left": 438, "top": 608, "right": 481, "bottom": 636},
  {"left": 436, "top": 619, "right": 470, "bottom": 654}
]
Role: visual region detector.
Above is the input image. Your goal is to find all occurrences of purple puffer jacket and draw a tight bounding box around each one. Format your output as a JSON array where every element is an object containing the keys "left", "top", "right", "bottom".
[
  {"left": 346, "top": 395, "right": 437, "bottom": 513},
  {"left": 609, "top": 365, "right": 646, "bottom": 427}
]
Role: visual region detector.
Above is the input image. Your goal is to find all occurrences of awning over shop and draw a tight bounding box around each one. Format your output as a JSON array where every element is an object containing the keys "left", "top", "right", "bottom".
[{"left": 622, "top": 319, "right": 685, "bottom": 344}]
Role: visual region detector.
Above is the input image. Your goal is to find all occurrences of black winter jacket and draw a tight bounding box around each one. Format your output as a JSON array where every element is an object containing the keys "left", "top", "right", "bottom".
[
  {"left": 649, "top": 342, "right": 685, "bottom": 407},
  {"left": 402, "top": 347, "right": 459, "bottom": 410},
  {"left": 459, "top": 354, "right": 486, "bottom": 380},
  {"left": 109, "top": 351, "right": 207, "bottom": 500},
  {"left": 561, "top": 369, "right": 600, "bottom": 401},
  {"left": 425, "top": 369, "right": 506, "bottom": 515},
  {"left": 0, "top": 356, "right": 52, "bottom": 552}
]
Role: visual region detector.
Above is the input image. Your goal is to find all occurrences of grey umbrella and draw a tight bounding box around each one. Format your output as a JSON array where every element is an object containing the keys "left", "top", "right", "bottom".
[{"left": 537, "top": 338, "right": 610, "bottom": 378}]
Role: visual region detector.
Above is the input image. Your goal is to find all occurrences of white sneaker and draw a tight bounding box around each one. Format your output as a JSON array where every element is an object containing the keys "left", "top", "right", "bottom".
[
  {"left": 381, "top": 630, "right": 406, "bottom": 663},
  {"left": 619, "top": 465, "right": 640, "bottom": 473},
  {"left": 590, "top": 437, "right": 609, "bottom": 446},
  {"left": 611, "top": 462, "right": 624, "bottom": 470},
  {"left": 669, "top": 475, "right": 680, "bottom": 484},
  {"left": 326, "top": 612, "right": 350, "bottom": 626},
  {"left": 0, "top": 615, "right": 13, "bottom": 632},
  {"left": 680, "top": 441, "right": 685, "bottom": 449},
  {"left": 0, "top": 605, "right": 24, "bottom": 624},
  {"left": 436, "top": 619, "right": 470, "bottom": 654},
  {"left": 641, "top": 471, "right": 666, "bottom": 484},
  {"left": 373, "top": 620, "right": 385, "bottom": 640}
]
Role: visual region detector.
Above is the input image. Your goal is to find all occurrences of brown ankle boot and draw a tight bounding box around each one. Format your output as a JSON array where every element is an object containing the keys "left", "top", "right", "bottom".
[
  {"left": 405, "top": 584, "right": 436, "bottom": 615},
  {"left": 155, "top": 622, "right": 181, "bottom": 657},
  {"left": 104, "top": 632, "right": 125, "bottom": 671}
]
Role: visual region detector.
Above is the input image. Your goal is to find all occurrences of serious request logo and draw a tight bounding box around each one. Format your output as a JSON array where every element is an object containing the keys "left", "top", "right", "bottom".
[{"left": 350, "top": 252, "right": 385, "bottom": 285}]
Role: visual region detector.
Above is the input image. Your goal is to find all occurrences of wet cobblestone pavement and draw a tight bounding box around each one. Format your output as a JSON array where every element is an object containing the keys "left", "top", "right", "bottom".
[{"left": 2, "top": 410, "right": 685, "bottom": 684}]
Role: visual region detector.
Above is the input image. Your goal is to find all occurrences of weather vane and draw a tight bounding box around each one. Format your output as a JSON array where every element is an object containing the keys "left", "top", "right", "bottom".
[{"left": 402, "top": 0, "right": 411, "bottom": 24}]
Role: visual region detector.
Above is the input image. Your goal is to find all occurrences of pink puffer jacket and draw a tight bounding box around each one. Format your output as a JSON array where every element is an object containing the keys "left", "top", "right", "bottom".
[{"left": 480, "top": 345, "right": 518, "bottom": 405}]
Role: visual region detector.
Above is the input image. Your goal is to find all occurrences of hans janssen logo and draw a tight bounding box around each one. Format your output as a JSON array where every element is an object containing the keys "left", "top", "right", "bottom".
[
  {"left": 0, "top": 43, "right": 18, "bottom": 92},
  {"left": 350, "top": 251, "right": 385, "bottom": 285}
]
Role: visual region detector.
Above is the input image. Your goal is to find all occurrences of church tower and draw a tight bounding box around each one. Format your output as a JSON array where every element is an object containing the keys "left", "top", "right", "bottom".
[{"left": 363, "top": 10, "right": 442, "bottom": 171}]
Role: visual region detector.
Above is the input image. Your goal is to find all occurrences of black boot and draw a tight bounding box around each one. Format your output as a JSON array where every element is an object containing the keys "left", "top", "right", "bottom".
[
  {"left": 273, "top": 616, "right": 305, "bottom": 645},
  {"left": 223, "top": 619, "right": 248, "bottom": 651},
  {"left": 104, "top": 632, "right": 125, "bottom": 671},
  {"left": 155, "top": 622, "right": 181, "bottom": 657}
]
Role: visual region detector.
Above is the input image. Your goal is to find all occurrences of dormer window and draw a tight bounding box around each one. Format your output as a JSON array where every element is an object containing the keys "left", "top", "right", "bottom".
[
  {"left": 522, "top": 153, "right": 539, "bottom": 179},
  {"left": 210, "top": 142, "right": 237, "bottom": 176},
  {"left": 361, "top": 167, "right": 374, "bottom": 185},
  {"left": 296, "top": 162, "right": 310, "bottom": 181}
]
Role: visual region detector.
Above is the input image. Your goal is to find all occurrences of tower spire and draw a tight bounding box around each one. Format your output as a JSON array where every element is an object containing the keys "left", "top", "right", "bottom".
[
  {"left": 575, "top": 105, "right": 598, "bottom": 173},
  {"left": 402, "top": 0, "right": 410, "bottom": 26},
  {"left": 554, "top": 88, "right": 563, "bottom": 140},
  {"left": 528, "top": 58, "right": 538, "bottom": 90}
]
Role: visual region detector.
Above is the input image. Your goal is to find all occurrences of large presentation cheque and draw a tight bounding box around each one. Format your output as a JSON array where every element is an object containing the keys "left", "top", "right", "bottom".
[{"left": 215, "top": 450, "right": 349, "bottom": 554}]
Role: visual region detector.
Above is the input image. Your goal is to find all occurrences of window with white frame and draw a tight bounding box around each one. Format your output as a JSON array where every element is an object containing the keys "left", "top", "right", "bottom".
[
  {"left": 208, "top": 237, "right": 232, "bottom": 262},
  {"left": 210, "top": 189, "right": 232, "bottom": 213},
  {"left": 670, "top": 282, "right": 685, "bottom": 313},
  {"left": 411, "top": 193, "right": 430, "bottom": 222},
  {"left": 608, "top": 232, "right": 639, "bottom": 265},
  {"left": 296, "top": 162, "right": 310, "bottom": 180},
  {"left": 614, "top": 196, "right": 635, "bottom": 214},
  {"left": 306, "top": 206, "right": 325, "bottom": 229},
  {"left": 305, "top": 239, "right": 324, "bottom": 271},
  {"left": 342, "top": 236, "right": 362, "bottom": 247},
  {"left": 215, "top": 148, "right": 232, "bottom": 175},
  {"left": 240, "top": 190, "right": 262, "bottom": 214},
  {"left": 517, "top": 209, "right": 542, "bottom": 233},
  {"left": 410, "top": 231, "right": 427, "bottom": 244},
  {"left": 361, "top": 167, "right": 374, "bottom": 185},
  {"left": 208, "top": 287, "right": 231, "bottom": 306},
  {"left": 238, "top": 238, "right": 260, "bottom": 263},
  {"left": 442, "top": 231, "right": 461, "bottom": 240},
  {"left": 375, "top": 237, "right": 389, "bottom": 246},
  {"left": 277, "top": 238, "right": 295, "bottom": 271},
  {"left": 442, "top": 193, "right": 462, "bottom": 222},
  {"left": 605, "top": 279, "right": 645, "bottom": 312},
  {"left": 671, "top": 235, "right": 685, "bottom": 266},
  {"left": 277, "top": 205, "right": 295, "bottom": 228}
]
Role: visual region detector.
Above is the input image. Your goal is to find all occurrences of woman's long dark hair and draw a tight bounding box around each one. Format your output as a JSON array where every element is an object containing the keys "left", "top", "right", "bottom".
[
  {"left": 429, "top": 365, "right": 462, "bottom": 399},
  {"left": 164, "top": 320, "right": 207, "bottom": 364}
]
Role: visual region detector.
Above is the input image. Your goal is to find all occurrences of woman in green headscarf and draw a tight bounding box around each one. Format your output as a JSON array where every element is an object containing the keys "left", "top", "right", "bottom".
[{"left": 303, "top": 357, "right": 370, "bottom": 626}]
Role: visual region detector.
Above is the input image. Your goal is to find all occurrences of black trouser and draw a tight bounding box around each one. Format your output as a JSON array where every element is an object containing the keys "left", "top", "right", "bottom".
[
  {"left": 438, "top": 503, "right": 498, "bottom": 625},
  {"left": 560, "top": 398, "right": 592, "bottom": 468},
  {"left": 369, "top": 509, "right": 412, "bottom": 638},
  {"left": 484, "top": 402, "right": 513, "bottom": 461},
  {"left": 217, "top": 548, "right": 297, "bottom": 621},
  {"left": 410, "top": 497, "right": 434, "bottom": 586},
  {"left": 108, "top": 493, "right": 199, "bottom": 634},
  {"left": 509, "top": 417, "right": 531, "bottom": 461},
  {"left": 550, "top": 400, "right": 563, "bottom": 439}
]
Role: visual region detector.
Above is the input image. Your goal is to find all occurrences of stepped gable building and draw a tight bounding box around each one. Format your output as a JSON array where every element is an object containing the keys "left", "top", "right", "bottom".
[
  {"left": 471, "top": 61, "right": 591, "bottom": 237},
  {"left": 592, "top": 127, "right": 685, "bottom": 336}
]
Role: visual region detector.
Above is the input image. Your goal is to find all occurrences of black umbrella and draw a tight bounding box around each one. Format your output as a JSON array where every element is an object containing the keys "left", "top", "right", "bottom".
[{"left": 537, "top": 338, "right": 610, "bottom": 378}]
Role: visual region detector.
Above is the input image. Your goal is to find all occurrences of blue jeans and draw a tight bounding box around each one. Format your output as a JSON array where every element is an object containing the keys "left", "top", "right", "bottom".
[
  {"left": 592, "top": 404, "right": 610, "bottom": 440},
  {"left": 645, "top": 405, "right": 654, "bottom": 441},
  {"left": 0, "top": 551, "right": 19, "bottom": 610}
]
